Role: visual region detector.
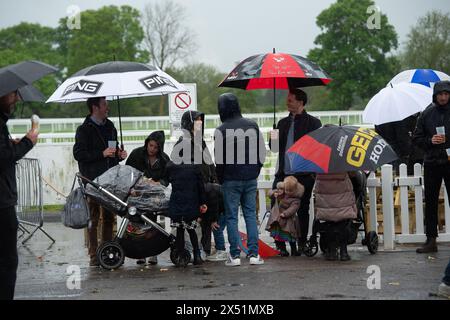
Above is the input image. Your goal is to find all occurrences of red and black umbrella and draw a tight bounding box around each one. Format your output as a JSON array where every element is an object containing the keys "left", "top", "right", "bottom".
[
  {"left": 286, "top": 125, "right": 398, "bottom": 173},
  {"left": 218, "top": 50, "right": 332, "bottom": 127}
]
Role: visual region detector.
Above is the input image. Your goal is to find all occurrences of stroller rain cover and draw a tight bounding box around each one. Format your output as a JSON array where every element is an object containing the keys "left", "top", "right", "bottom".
[{"left": 85, "top": 165, "right": 143, "bottom": 213}]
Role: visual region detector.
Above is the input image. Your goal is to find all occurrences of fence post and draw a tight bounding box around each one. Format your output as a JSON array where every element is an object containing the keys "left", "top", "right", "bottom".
[
  {"left": 414, "top": 163, "right": 425, "bottom": 235},
  {"left": 445, "top": 185, "right": 450, "bottom": 234},
  {"left": 398, "top": 164, "right": 410, "bottom": 235},
  {"left": 367, "top": 172, "right": 379, "bottom": 232},
  {"left": 381, "top": 164, "right": 395, "bottom": 250}
]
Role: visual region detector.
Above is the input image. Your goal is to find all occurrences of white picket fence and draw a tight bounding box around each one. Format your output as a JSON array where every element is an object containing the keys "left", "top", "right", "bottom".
[{"left": 255, "top": 164, "right": 450, "bottom": 250}]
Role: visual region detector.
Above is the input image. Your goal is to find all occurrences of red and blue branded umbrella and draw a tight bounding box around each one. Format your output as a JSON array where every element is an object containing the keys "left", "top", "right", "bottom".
[
  {"left": 218, "top": 50, "right": 331, "bottom": 127},
  {"left": 286, "top": 125, "right": 398, "bottom": 173}
]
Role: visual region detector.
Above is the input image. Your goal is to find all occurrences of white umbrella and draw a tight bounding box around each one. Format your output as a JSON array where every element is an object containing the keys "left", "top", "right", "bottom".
[
  {"left": 388, "top": 69, "right": 450, "bottom": 88},
  {"left": 46, "top": 61, "right": 186, "bottom": 148},
  {"left": 363, "top": 82, "right": 433, "bottom": 125},
  {"left": 46, "top": 61, "right": 186, "bottom": 103}
]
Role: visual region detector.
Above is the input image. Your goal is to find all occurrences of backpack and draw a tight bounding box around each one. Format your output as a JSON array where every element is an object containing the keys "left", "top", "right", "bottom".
[{"left": 62, "top": 177, "right": 90, "bottom": 229}]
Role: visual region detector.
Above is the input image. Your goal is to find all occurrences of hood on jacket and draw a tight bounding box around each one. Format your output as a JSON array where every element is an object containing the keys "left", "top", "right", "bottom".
[
  {"left": 218, "top": 93, "right": 242, "bottom": 123},
  {"left": 433, "top": 80, "right": 450, "bottom": 104},
  {"left": 145, "top": 130, "right": 165, "bottom": 154},
  {"left": 277, "top": 178, "right": 305, "bottom": 199},
  {"left": 181, "top": 110, "right": 205, "bottom": 134}
]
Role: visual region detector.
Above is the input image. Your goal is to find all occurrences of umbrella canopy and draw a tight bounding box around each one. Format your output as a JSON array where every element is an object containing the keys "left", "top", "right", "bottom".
[
  {"left": 18, "top": 85, "right": 46, "bottom": 102},
  {"left": 218, "top": 52, "right": 331, "bottom": 90},
  {"left": 46, "top": 61, "right": 186, "bottom": 103},
  {"left": 363, "top": 82, "right": 432, "bottom": 125},
  {"left": 286, "top": 125, "right": 398, "bottom": 173},
  {"left": 0, "top": 60, "right": 58, "bottom": 97},
  {"left": 388, "top": 69, "right": 450, "bottom": 88},
  {"left": 218, "top": 51, "right": 331, "bottom": 127}
]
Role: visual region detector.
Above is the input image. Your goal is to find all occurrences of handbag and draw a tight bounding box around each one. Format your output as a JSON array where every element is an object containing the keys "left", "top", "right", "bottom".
[{"left": 61, "top": 175, "right": 90, "bottom": 229}]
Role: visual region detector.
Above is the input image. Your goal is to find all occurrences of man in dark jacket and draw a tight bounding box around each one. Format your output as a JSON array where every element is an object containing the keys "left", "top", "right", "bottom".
[
  {"left": 73, "top": 97, "right": 127, "bottom": 266},
  {"left": 413, "top": 80, "right": 450, "bottom": 253},
  {"left": 215, "top": 93, "right": 266, "bottom": 266},
  {"left": 126, "top": 130, "right": 169, "bottom": 265},
  {"left": 0, "top": 90, "right": 38, "bottom": 300},
  {"left": 375, "top": 113, "right": 424, "bottom": 175},
  {"left": 269, "top": 87, "right": 322, "bottom": 254}
]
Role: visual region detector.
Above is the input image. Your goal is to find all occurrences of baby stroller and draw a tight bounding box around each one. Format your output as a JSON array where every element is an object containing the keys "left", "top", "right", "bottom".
[
  {"left": 304, "top": 171, "right": 379, "bottom": 258},
  {"left": 78, "top": 165, "right": 190, "bottom": 270}
]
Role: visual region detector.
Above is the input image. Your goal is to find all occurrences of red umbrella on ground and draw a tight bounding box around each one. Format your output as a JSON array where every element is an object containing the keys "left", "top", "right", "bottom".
[
  {"left": 218, "top": 49, "right": 332, "bottom": 127},
  {"left": 238, "top": 231, "right": 280, "bottom": 258}
]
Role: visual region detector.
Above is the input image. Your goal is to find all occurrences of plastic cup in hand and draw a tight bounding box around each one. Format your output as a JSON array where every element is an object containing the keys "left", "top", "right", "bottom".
[
  {"left": 31, "top": 114, "right": 40, "bottom": 134},
  {"left": 436, "top": 126, "right": 445, "bottom": 135},
  {"left": 108, "top": 140, "right": 117, "bottom": 149}
]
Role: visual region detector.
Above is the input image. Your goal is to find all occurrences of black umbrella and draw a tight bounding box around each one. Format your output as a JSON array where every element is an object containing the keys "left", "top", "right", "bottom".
[
  {"left": 18, "top": 85, "right": 46, "bottom": 102},
  {"left": 0, "top": 60, "right": 58, "bottom": 97},
  {"left": 218, "top": 49, "right": 331, "bottom": 127},
  {"left": 286, "top": 125, "right": 398, "bottom": 173}
]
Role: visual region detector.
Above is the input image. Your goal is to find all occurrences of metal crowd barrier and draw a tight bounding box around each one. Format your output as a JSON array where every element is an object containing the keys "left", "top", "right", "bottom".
[{"left": 15, "top": 158, "right": 55, "bottom": 244}]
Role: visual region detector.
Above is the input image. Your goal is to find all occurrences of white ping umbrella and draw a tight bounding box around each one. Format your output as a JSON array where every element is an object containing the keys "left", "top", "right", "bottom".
[
  {"left": 47, "top": 61, "right": 186, "bottom": 148},
  {"left": 363, "top": 82, "right": 433, "bottom": 125}
]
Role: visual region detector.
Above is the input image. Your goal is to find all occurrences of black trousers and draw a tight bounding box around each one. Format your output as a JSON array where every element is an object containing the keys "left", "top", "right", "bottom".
[
  {"left": 273, "top": 173, "right": 316, "bottom": 242},
  {"left": 200, "top": 219, "right": 212, "bottom": 255},
  {"left": 0, "top": 206, "right": 18, "bottom": 300},
  {"left": 423, "top": 163, "right": 450, "bottom": 238}
]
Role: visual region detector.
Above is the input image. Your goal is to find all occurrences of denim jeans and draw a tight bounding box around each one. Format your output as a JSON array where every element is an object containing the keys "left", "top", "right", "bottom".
[
  {"left": 212, "top": 214, "right": 227, "bottom": 251},
  {"left": 223, "top": 179, "right": 259, "bottom": 258}
]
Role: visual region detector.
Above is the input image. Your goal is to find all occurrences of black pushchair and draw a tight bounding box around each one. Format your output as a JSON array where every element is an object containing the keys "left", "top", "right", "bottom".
[
  {"left": 77, "top": 165, "right": 190, "bottom": 270},
  {"left": 303, "top": 171, "right": 379, "bottom": 257}
]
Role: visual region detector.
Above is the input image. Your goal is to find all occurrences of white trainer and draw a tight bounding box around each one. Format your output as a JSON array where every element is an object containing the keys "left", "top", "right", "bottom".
[
  {"left": 225, "top": 255, "right": 241, "bottom": 266},
  {"left": 438, "top": 282, "right": 450, "bottom": 299},
  {"left": 206, "top": 250, "right": 228, "bottom": 262},
  {"left": 249, "top": 255, "right": 264, "bottom": 265}
]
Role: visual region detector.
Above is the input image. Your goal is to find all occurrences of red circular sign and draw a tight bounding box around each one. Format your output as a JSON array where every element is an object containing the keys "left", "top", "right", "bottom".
[{"left": 175, "top": 93, "right": 191, "bottom": 110}]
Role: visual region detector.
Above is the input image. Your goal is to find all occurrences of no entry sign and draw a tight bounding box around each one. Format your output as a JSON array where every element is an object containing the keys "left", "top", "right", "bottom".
[
  {"left": 169, "top": 83, "right": 197, "bottom": 125},
  {"left": 174, "top": 92, "right": 192, "bottom": 110}
]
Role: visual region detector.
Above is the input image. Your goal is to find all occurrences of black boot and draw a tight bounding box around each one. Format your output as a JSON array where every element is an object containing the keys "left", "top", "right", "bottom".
[
  {"left": 290, "top": 242, "right": 300, "bottom": 256},
  {"left": 339, "top": 244, "right": 351, "bottom": 261},
  {"left": 193, "top": 250, "right": 204, "bottom": 265},
  {"left": 276, "top": 241, "right": 289, "bottom": 257},
  {"left": 416, "top": 237, "right": 438, "bottom": 253}
]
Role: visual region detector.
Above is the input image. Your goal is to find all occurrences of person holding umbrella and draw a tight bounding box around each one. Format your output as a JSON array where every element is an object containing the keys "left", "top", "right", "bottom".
[
  {"left": 0, "top": 60, "right": 56, "bottom": 300},
  {"left": 413, "top": 80, "right": 450, "bottom": 254},
  {"left": 73, "top": 97, "right": 127, "bottom": 267},
  {"left": 0, "top": 90, "right": 38, "bottom": 300},
  {"left": 269, "top": 87, "right": 322, "bottom": 254}
]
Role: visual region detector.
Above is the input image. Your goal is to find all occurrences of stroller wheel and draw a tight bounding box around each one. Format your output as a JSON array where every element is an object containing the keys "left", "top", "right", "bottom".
[
  {"left": 367, "top": 231, "right": 379, "bottom": 254},
  {"left": 303, "top": 239, "right": 319, "bottom": 257},
  {"left": 97, "top": 241, "right": 125, "bottom": 270},
  {"left": 170, "top": 248, "right": 191, "bottom": 268}
]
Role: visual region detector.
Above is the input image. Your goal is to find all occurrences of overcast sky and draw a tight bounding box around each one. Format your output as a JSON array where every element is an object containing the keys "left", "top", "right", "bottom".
[{"left": 1, "top": 0, "right": 449, "bottom": 72}]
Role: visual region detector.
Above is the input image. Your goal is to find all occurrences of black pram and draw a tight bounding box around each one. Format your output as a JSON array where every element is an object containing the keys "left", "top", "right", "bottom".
[
  {"left": 78, "top": 165, "right": 176, "bottom": 270},
  {"left": 304, "top": 171, "right": 379, "bottom": 257}
]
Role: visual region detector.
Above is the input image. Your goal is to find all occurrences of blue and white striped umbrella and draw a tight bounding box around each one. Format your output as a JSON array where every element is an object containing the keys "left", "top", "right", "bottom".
[{"left": 388, "top": 69, "right": 450, "bottom": 88}]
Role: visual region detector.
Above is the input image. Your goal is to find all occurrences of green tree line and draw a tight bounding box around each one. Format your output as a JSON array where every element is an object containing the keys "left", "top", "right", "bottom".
[{"left": 0, "top": 2, "right": 448, "bottom": 118}]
